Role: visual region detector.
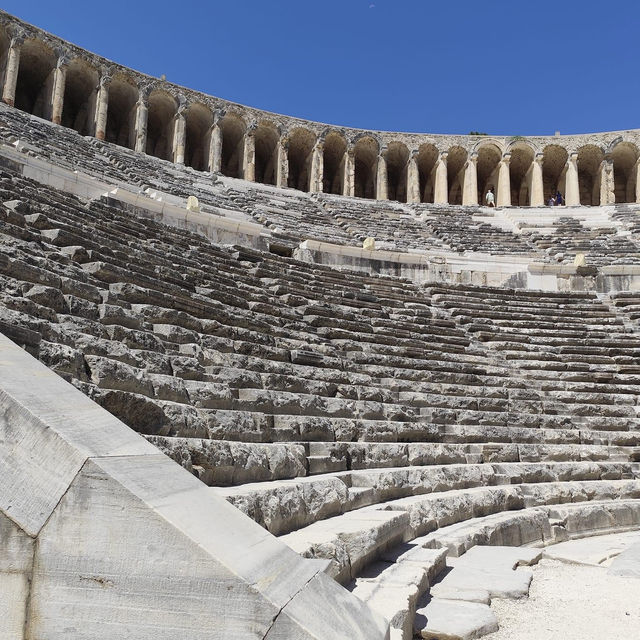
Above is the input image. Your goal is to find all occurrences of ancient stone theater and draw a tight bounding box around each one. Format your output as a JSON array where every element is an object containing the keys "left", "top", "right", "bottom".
[{"left": 0, "top": 9, "right": 639, "bottom": 640}]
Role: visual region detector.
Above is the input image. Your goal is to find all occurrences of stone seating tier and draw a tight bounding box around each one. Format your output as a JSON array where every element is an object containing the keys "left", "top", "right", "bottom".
[{"left": 3, "top": 102, "right": 640, "bottom": 265}]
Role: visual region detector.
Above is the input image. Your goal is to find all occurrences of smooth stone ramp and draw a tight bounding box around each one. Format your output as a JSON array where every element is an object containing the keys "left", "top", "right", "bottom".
[
  {"left": 609, "top": 539, "right": 640, "bottom": 577},
  {"left": 414, "top": 546, "right": 540, "bottom": 640},
  {"left": 542, "top": 530, "right": 640, "bottom": 567},
  {"left": 0, "top": 333, "right": 389, "bottom": 640}
]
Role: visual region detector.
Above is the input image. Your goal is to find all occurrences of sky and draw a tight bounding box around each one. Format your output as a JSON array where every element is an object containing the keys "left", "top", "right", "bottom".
[{"left": 4, "top": 1, "right": 639, "bottom": 136}]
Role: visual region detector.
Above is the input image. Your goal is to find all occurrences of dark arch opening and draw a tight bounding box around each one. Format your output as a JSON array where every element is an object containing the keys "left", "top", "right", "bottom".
[
  {"left": 509, "top": 144, "right": 535, "bottom": 206},
  {"left": 254, "top": 122, "right": 279, "bottom": 185},
  {"left": 287, "top": 128, "right": 315, "bottom": 191},
  {"left": 610, "top": 142, "right": 639, "bottom": 203},
  {"left": 146, "top": 90, "right": 177, "bottom": 161},
  {"left": 385, "top": 141, "right": 409, "bottom": 203},
  {"left": 14, "top": 39, "right": 55, "bottom": 118},
  {"left": 576, "top": 145, "right": 602, "bottom": 205},
  {"left": 323, "top": 131, "right": 347, "bottom": 195},
  {"left": 184, "top": 102, "right": 213, "bottom": 171},
  {"left": 476, "top": 144, "right": 502, "bottom": 203},
  {"left": 447, "top": 146, "right": 468, "bottom": 205},
  {"left": 105, "top": 74, "right": 138, "bottom": 149},
  {"left": 353, "top": 136, "right": 379, "bottom": 199},
  {"left": 61, "top": 59, "right": 98, "bottom": 136},
  {"left": 220, "top": 113, "right": 246, "bottom": 179},
  {"left": 416, "top": 143, "right": 438, "bottom": 203}
]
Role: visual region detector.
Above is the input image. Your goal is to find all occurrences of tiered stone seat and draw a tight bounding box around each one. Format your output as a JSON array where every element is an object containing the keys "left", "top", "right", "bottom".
[
  {"left": 524, "top": 215, "right": 640, "bottom": 265},
  {"left": 2, "top": 128, "right": 640, "bottom": 640},
  {"left": 411, "top": 203, "right": 537, "bottom": 254},
  {"left": 316, "top": 193, "right": 446, "bottom": 251}
]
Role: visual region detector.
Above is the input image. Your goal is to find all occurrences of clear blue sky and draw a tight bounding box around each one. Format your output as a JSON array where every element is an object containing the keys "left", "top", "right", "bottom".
[{"left": 4, "top": 1, "right": 639, "bottom": 136}]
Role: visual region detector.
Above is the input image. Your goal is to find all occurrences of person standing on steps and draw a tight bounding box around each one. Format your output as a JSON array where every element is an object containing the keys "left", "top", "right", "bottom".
[
  {"left": 556, "top": 191, "right": 564, "bottom": 206},
  {"left": 485, "top": 187, "right": 495, "bottom": 207}
]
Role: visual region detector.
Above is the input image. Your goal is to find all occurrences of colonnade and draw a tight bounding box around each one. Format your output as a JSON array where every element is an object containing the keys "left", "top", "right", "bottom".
[{"left": 1, "top": 29, "right": 640, "bottom": 207}]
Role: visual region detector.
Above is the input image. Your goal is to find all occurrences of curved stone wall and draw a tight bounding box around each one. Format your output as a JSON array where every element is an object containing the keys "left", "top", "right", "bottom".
[{"left": 0, "top": 10, "right": 639, "bottom": 208}]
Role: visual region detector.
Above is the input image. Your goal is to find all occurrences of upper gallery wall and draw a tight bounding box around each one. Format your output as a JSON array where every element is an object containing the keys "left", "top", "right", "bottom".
[{"left": 1, "top": 10, "right": 639, "bottom": 208}]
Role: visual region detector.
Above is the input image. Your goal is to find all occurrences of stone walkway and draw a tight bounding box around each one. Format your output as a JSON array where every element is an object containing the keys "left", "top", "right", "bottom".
[{"left": 487, "top": 532, "right": 640, "bottom": 640}]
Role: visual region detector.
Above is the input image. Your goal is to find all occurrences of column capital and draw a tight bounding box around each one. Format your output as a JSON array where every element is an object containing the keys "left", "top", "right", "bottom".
[
  {"left": 534, "top": 152, "right": 544, "bottom": 165},
  {"left": 439, "top": 151, "right": 449, "bottom": 163},
  {"left": 467, "top": 152, "right": 478, "bottom": 166},
  {"left": 501, "top": 152, "right": 511, "bottom": 164},
  {"left": 246, "top": 121, "right": 258, "bottom": 134},
  {"left": 138, "top": 83, "right": 153, "bottom": 103},
  {"left": 98, "top": 70, "right": 112, "bottom": 89},
  {"left": 55, "top": 49, "right": 71, "bottom": 69},
  {"left": 9, "top": 29, "right": 26, "bottom": 47},
  {"left": 175, "top": 94, "right": 187, "bottom": 116}
]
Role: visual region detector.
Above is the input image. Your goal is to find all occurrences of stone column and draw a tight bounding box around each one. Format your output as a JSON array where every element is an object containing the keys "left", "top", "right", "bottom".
[
  {"left": 407, "top": 152, "right": 420, "bottom": 203},
  {"left": 208, "top": 122, "right": 222, "bottom": 172},
  {"left": 94, "top": 74, "right": 110, "bottom": 141},
  {"left": 565, "top": 152, "right": 580, "bottom": 206},
  {"left": 635, "top": 160, "right": 640, "bottom": 203},
  {"left": 276, "top": 137, "right": 288, "bottom": 187},
  {"left": 497, "top": 153, "right": 511, "bottom": 207},
  {"left": 2, "top": 37, "right": 22, "bottom": 106},
  {"left": 600, "top": 158, "right": 615, "bottom": 205},
  {"left": 376, "top": 152, "right": 388, "bottom": 200},
  {"left": 134, "top": 88, "right": 149, "bottom": 153},
  {"left": 172, "top": 111, "right": 186, "bottom": 164},
  {"left": 462, "top": 153, "right": 478, "bottom": 205},
  {"left": 434, "top": 151, "right": 449, "bottom": 204},
  {"left": 310, "top": 142, "right": 324, "bottom": 193},
  {"left": 343, "top": 149, "right": 354, "bottom": 197},
  {"left": 243, "top": 128, "right": 256, "bottom": 181},
  {"left": 530, "top": 154, "right": 544, "bottom": 206},
  {"left": 50, "top": 58, "right": 67, "bottom": 125}
]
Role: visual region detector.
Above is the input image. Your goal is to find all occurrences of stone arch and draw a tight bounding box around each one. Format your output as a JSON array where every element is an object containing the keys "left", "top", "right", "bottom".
[
  {"left": 353, "top": 135, "right": 379, "bottom": 199},
  {"left": 542, "top": 144, "right": 569, "bottom": 202},
  {"left": 146, "top": 89, "right": 176, "bottom": 161},
  {"left": 184, "top": 101, "right": 213, "bottom": 171},
  {"left": 287, "top": 127, "right": 315, "bottom": 191},
  {"left": 105, "top": 73, "right": 138, "bottom": 149},
  {"left": 384, "top": 142, "right": 409, "bottom": 203},
  {"left": 509, "top": 143, "right": 535, "bottom": 206},
  {"left": 254, "top": 121, "right": 279, "bottom": 185},
  {"left": 14, "top": 38, "right": 56, "bottom": 118},
  {"left": 610, "top": 141, "right": 639, "bottom": 203},
  {"left": 576, "top": 144, "right": 604, "bottom": 205},
  {"left": 219, "top": 112, "right": 246, "bottom": 179},
  {"left": 416, "top": 143, "right": 438, "bottom": 203},
  {"left": 447, "top": 146, "right": 468, "bottom": 206},
  {"left": 61, "top": 58, "right": 98, "bottom": 136},
  {"left": 476, "top": 143, "right": 502, "bottom": 203},
  {"left": 322, "top": 131, "right": 347, "bottom": 195}
]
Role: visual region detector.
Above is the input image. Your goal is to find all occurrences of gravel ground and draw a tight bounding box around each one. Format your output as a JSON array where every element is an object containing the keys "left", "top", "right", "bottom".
[{"left": 486, "top": 558, "right": 640, "bottom": 640}]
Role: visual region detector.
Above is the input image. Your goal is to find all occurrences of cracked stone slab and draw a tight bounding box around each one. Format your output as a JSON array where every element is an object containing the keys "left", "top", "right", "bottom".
[{"left": 414, "top": 598, "right": 498, "bottom": 640}]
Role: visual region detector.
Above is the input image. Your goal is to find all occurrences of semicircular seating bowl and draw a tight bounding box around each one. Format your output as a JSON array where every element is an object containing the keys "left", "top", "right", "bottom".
[{"left": 0, "top": 11, "right": 640, "bottom": 640}]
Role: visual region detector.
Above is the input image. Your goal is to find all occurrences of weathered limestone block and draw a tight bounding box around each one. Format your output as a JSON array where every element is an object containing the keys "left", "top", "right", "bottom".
[
  {"left": 91, "top": 388, "right": 171, "bottom": 435},
  {"left": 220, "top": 475, "right": 350, "bottom": 535},
  {"left": 84, "top": 354, "right": 154, "bottom": 397},
  {"left": 183, "top": 379, "right": 235, "bottom": 409},
  {"left": 38, "top": 340, "right": 86, "bottom": 380},
  {"left": 23, "top": 284, "right": 67, "bottom": 313},
  {"left": 0, "top": 334, "right": 388, "bottom": 640},
  {"left": 98, "top": 303, "right": 142, "bottom": 329},
  {"left": 0, "top": 513, "right": 33, "bottom": 640},
  {"left": 150, "top": 436, "right": 307, "bottom": 486}
]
